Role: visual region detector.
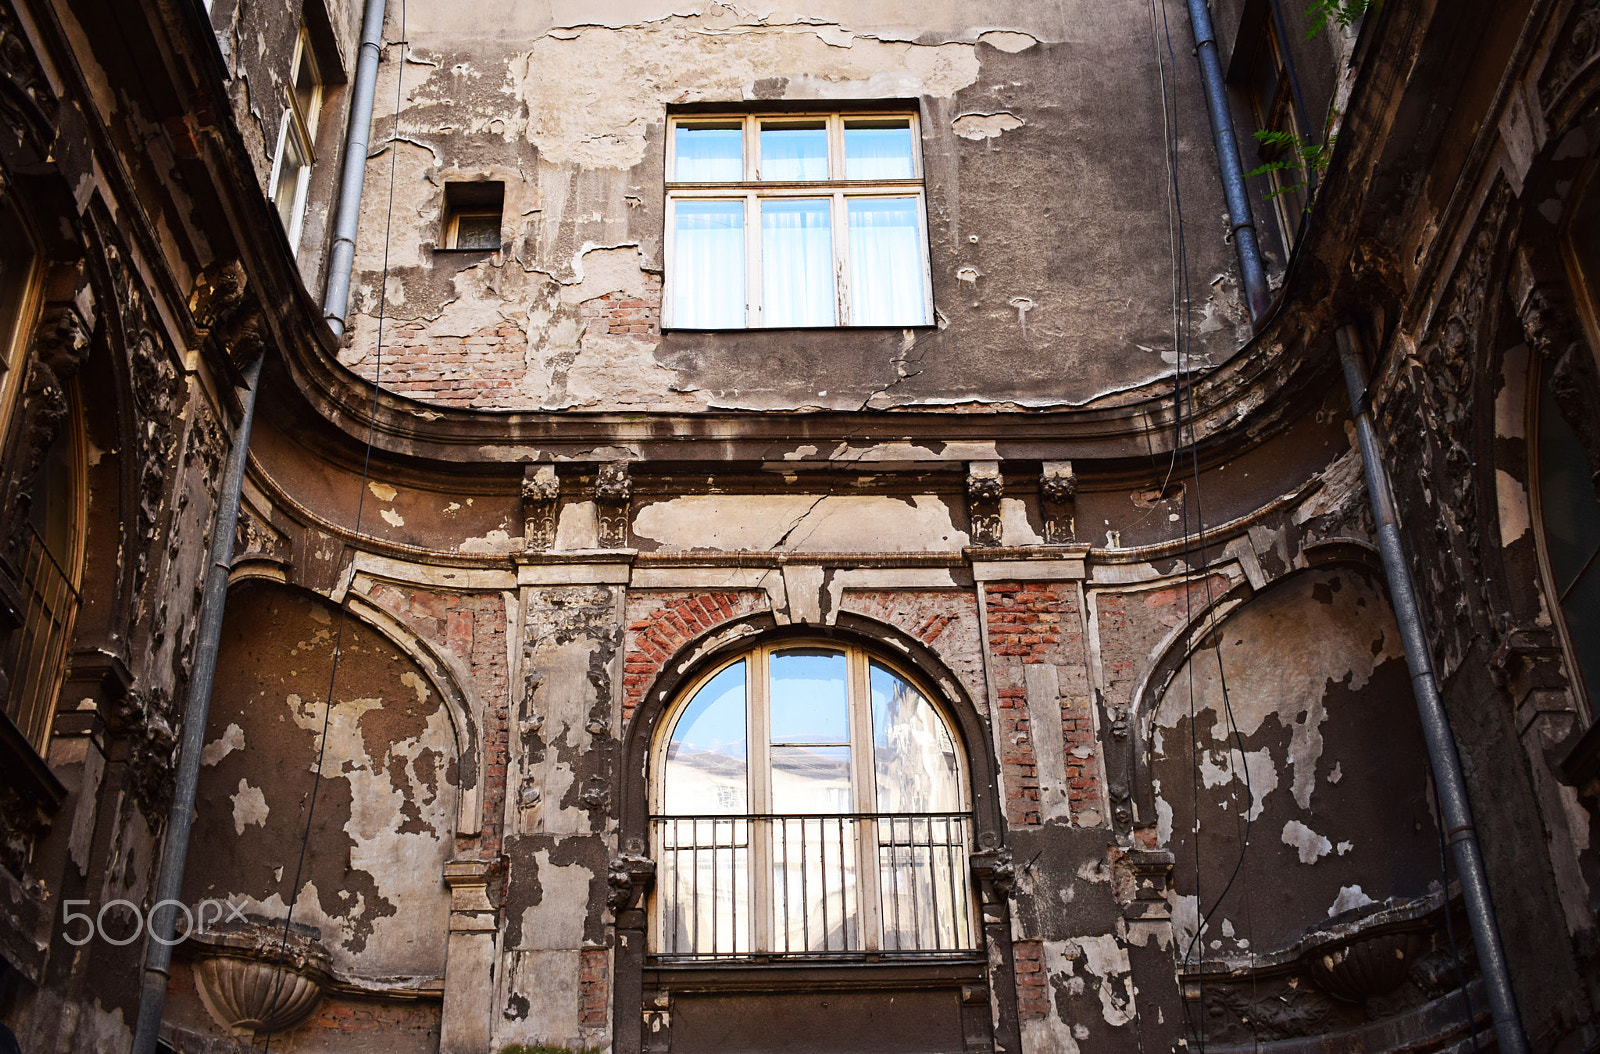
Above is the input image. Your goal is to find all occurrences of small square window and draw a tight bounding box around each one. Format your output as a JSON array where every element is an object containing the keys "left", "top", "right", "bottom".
[
  {"left": 441, "top": 182, "right": 505, "bottom": 251},
  {"left": 664, "top": 111, "right": 932, "bottom": 330}
]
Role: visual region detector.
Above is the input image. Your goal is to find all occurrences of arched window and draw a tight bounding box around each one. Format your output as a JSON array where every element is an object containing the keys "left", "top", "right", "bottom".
[{"left": 651, "top": 641, "right": 974, "bottom": 959}]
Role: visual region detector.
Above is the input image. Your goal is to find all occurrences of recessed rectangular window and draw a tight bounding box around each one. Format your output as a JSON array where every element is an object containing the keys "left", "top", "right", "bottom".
[
  {"left": 664, "top": 111, "right": 931, "bottom": 329},
  {"left": 268, "top": 30, "right": 321, "bottom": 256},
  {"left": 441, "top": 181, "right": 505, "bottom": 251}
]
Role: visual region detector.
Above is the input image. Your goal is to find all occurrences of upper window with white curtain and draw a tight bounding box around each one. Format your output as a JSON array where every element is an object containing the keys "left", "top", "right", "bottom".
[{"left": 664, "top": 112, "right": 933, "bottom": 329}]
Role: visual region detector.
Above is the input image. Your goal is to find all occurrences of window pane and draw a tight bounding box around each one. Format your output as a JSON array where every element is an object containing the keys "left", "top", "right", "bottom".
[
  {"left": 845, "top": 121, "right": 914, "bottom": 179},
  {"left": 664, "top": 661, "right": 747, "bottom": 815},
  {"left": 657, "top": 816, "right": 750, "bottom": 956},
  {"left": 769, "top": 648, "right": 848, "bottom": 742},
  {"left": 761, "top": 199, "right": 835, "bottom": 327},
  {"left": 848, "top": 197, "right": 926, "bottom": 326},
  {"left": 1539, "top": 358, "right": 1600, "bottom": 593},
  {"left": 771, "top": 815, "right": 859, "bottom": 952},
  {"left": 772, "top": 746, "right": 852, "bottom": 813},
  {"left": 272, "top": 127, "right": 308, "bottom": 233},
  {"left": 878, "top": 814, "right": 971, "bottom": 952},
  {"left": 672, "top": 200, "right": 745, "bottom": 328},
  {"left": 871, "top": 663, "right": 961, "bottom": 813},
  {"left": 760, "top": 122, "right": 827, "bottom": 181},
  {"left": 453, "top": 214, "right": 500, "bottom": 250},
  {"left": 675, "top": 125, "right": 742, "bottom": 182}
]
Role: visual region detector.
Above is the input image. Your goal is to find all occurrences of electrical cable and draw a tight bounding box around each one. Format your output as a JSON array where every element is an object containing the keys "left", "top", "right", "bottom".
[
  {"left": 1154, "top": 0, "right": 1258, "bottom": 1046},
  {"left": 259, "top": 4, "right": 406, "bottom": 1048}
]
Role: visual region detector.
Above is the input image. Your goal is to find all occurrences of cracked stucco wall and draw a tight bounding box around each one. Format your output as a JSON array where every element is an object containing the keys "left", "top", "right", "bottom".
[
  {"left": 182, "top": 582, "right": 459, "bottom": 984},
  {"left": 336, "top": 0, "right": 1245, "bottom": 412},
  {"left": 1149, "top": 566, "right": 1440, "bottom": 960}
]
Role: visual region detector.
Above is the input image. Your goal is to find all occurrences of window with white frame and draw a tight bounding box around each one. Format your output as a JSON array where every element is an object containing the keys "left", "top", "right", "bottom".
[
  {"left": 268, "top": 30, "right": 322, "bottom": 255},
  {"left": 664, "top": 112, "right": 933, "bottom": 329},
  {"left": 651, "top": 641, "right": 974, "bottom": 959}
]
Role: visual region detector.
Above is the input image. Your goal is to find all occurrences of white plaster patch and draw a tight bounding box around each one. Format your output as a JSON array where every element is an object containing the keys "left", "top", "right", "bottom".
[
  {"left": 555, "top": 501, "right": 601, "bottom": 549},
  {"left": 1328, "top": 884, "right": 1377, "bottom": 916},
  {"left": 231, "top": 779, "right": 269, "bottom": 836},
  {"left": 1196, "top": 746, "right": 1278, "bottom": 821},
  {"left": 1281, "top": 819, "right": 1333, "bottom": 864},
  {"left": 1000, "top": 497, "right": 1043, "bottom": 544},
  {"left": 977, "top": 30, "right": 1038, "bottom": 52},
  {"left": 460, "top": 528, "right": 514, "bottom": 553},
  {"left": 1496, "top": 468, "right": 1531, "bottom": 545},
  {"left": 1076, "top": 933, "right": 1135, "bottom": 1026},
  {"left": 202, "top": 723, "right": 245, "bottom": 766},
  {"left": 952, "top": 111, "right": 1024, "bottom": 140},
  {"left": 1327, "top": 761, "right": 1342, "bottom": 784},
  {"left": 381, "top": 508, "right": 406, "bottom": 527},
  {"left": 400, "top": 671, "right": 432, "bottom": 706},
  {"left": 368, "top": 481, "right": 398, "bottom": 502}
]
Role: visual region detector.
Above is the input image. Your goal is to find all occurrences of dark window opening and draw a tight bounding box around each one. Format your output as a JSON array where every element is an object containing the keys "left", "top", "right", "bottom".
[{"left": 442, "top": 181, "right": 505, "bottom": 251}]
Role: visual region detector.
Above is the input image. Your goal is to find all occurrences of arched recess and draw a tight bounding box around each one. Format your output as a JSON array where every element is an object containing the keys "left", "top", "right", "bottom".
[
  {"left": 1136, "top": 560, "right": 1439, "bottom": 960},
  {"left": 181, "top": 579, "right": 468, "bottom": 987},
  {"left": 614, "top": 610, "right": 1018, "bottom": 1054}
]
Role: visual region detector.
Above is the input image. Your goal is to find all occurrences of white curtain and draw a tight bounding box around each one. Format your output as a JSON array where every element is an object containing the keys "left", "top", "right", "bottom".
[
  {"left": 844, "top": 124, "right": 914, "bottom": 180},
  {"left": 676, "top": 126, "right": 742, "bottom": 182},
  {"left": 849, "top": 197, "right": 924, "bottom": 325},
  {"left": 760, "top": 126, "right": 828, "bottom": 181},
  {"left": 673, "top": 200, "right": 745, "bottom": 327},
  {"left": 762, "top": 199, "right": 834, "bottom": 326}
]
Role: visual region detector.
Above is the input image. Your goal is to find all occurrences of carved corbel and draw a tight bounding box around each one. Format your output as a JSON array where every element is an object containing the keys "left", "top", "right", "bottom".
[
  {"left": 188, "top": 259, "right": 247, "bottom": 332},
  {"left": 966, "top": 461, "right": 1003, "bottom": 547},
  {"left": 1519, "top": 284, "right": 1600, "bottom": 496},
  {"left": 1040, "top": 460, "right": 1076, "bottom": 543},
  {"left": 607, "top": 852, "right": 657, "bottom": 915},
  {"left": 522, "top": 464, "right": 559, "bottom": 550},
  {"left": 1119, "top": 848, "right": 1174, "bottom": 923},
  {"left": 595, "top": 462, "right": 632, "bottom": 549},
  {"left": 969, "top": 845, "right": 1015, "bottom": 905}
]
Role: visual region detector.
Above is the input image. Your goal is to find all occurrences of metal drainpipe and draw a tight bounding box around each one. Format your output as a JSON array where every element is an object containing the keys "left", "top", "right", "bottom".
[
  {"left": 129, "top": 353, "right": 264, "bottom": 1054},
  {"left": 1335, "top": 323, "right": 1531, "bottom": 1054},
  {"left": 1184, "top": 0, "right": 1272, "bottom": 320},
  {"left": 321, "top": 0, "right": 387, "bottom": 339}
]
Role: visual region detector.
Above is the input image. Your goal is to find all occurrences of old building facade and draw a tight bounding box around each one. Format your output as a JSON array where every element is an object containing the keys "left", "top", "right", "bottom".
[{"left": 2, "top": 0, "right": 1599, "bottom": 1052}]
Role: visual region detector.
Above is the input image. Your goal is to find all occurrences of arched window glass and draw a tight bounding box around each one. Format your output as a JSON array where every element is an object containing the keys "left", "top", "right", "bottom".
[
  {"left": 1536, "top": 358, "right": 1600, "bottom": 710},
  {"left": 653, "top": 642, "right": 972, "bottom": 959}
]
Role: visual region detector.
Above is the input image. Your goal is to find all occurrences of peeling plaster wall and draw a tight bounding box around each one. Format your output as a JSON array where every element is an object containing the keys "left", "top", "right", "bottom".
[
  {"left": 184, "top": 582, "right": 459, "bottom": 983},
  {"left": 338, "top": 0, "right": 1243, "bottom": 412},
  {"left": 1149, "top": 567, "right": 1439, "bottom": 958}
]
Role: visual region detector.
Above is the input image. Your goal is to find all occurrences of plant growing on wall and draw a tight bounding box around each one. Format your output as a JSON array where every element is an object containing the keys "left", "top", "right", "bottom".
[{"left": 1304, "top": 0, "right": 1380, "bottom": 39}]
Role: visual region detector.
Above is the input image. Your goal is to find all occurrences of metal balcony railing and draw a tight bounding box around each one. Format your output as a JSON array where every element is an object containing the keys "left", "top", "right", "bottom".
[
  {"left": 650, "top": 811, "right": 976, "bottom": 960},
  {"left": 3, "top": 522, "right": 79, "bottom": 753}
]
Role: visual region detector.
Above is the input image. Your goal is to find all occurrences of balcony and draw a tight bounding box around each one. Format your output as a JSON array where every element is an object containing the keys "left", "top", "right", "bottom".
[{"left": 650, "top": 811, "right": 976, "bottom": 961}]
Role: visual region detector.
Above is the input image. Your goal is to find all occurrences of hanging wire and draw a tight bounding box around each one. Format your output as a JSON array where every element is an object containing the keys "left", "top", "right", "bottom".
[
  {"left": 1150, "top": 0, "right": 1259, "bottom": 1047},
  {"left": 259, "top": 2, "right": 407, "bottom": 1048}
]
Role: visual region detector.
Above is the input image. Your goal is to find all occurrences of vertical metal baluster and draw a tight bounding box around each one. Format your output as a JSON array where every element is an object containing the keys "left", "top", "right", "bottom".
[
  {"left": 776, "top": 817, "right": 787, "bottom": 953},
  {"left": 692, "top": 819, "right": 702, "bottom": 955},
  {"left": 838, "top": 816, "right": 849, "bottom": 949},
  {"left": 891, "top": 817, "right": 904, "bottom": 951},
  {"left": 802, "top": 818, "right": 813, "bottom": 952}
]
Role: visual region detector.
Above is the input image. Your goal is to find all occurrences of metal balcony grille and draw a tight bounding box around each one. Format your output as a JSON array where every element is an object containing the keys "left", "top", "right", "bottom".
[
  {"left": 651, "top": 811, "right": 975, "bottom": 960},
  {"left": 3, "top": 523, "right": 79, "bottom": 753}
]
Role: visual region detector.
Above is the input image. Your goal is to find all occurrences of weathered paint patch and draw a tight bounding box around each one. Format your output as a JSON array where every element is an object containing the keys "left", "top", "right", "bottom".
[
  {"left": 230, "top": 779, "right": 268, "bottom": 836},
  {"left": 200, "top": 722, "right": 245, "bottom": 766},
  {"left": 1327, "top": 884, "right": 1377, "bottom": 916},
  {"left": 1281, "top": 819, "right": 1333, "bottom": 864},
  {"left": 513, "top": 19, "right": 983, "bottom": 168},
  {"left": 952, "top": 111, "right": 1025, "bottom": 140}
]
